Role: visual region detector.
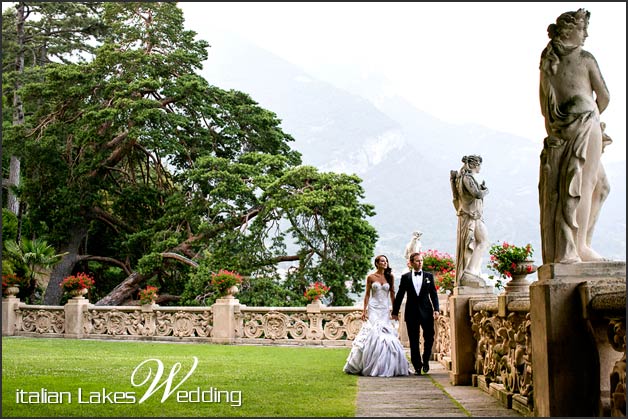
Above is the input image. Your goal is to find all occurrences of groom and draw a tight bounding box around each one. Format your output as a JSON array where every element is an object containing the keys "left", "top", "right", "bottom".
[{"left": 392, "top": 252, "right": 440, "bottom": 375}]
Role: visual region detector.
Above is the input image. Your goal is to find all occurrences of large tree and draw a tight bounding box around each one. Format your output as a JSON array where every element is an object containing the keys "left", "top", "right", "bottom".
[
  {"left": 2, "top": 2, "right": 377, "bottom": 306},
  {"left": 1, "top": 2, "right": 105, "bottom": 222}
]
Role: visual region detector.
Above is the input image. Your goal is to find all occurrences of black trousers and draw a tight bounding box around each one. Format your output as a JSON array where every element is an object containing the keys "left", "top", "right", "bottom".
[{"left": 406, "top": 317, "right": 435, "bottom": 370}]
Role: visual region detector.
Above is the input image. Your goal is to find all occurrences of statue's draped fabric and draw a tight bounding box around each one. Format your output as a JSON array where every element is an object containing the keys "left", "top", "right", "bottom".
[{"left": 539, "top": 41, "right": 602, "bottom": 263}]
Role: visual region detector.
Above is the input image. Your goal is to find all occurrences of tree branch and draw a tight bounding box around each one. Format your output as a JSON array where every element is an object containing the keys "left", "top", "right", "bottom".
[
  {"left": 160, "top": 252, "right": 199, "bottom": 268},
  {"left": 76, "top": 254, "right": 132, "bottom": 276}
]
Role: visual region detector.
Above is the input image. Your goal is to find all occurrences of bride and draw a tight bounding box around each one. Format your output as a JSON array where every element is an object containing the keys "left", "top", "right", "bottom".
[{"left": 343, "top": 255, "right": 409, "bottom": 377}]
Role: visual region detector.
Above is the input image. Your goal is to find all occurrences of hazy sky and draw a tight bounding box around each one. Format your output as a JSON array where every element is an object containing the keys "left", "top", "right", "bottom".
[
  {"left": 2, "top": 2, "right": 624, "bottom": 161},
  {"left": 179, "top": 2, "right": 626, "bottom": 163}
]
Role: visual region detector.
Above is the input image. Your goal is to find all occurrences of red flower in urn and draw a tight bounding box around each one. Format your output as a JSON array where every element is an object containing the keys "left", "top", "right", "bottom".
[
  {"left": 60, "top": 272, "right": 95, "bottom": 294},
  {"left": 304, "top": 281, "right": 330, "bottom": 302}
]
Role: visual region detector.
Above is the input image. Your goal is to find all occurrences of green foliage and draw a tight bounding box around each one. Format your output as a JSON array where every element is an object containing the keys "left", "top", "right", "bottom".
[
  {"left": 1, "top": 209, "right": 18, "bottom": 242},
  {"left": 1, "top": 2, "right": 378, "bottom": 307},
  {"left": 237, "top": 276, "right": 303, "bottom": 307},
  {"left": 2, "top": 238, "right": 66, "bottom": 303}
]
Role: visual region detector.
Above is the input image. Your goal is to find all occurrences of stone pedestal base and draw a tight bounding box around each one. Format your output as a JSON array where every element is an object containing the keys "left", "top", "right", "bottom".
[
  {"left": 530, "top": 261, "right": 626, "bottom": 417},
  {"left": 454, "top": 285, "right": 493, "bottom": 296},
  {"left": 489, "top": 382, "right": 513, "bottom": 409},
  {"left": 512, "top": 394, "right": 533, "bottom": 416},
  {"left": 212, "top": 298, "right": 239, "bottom": 343},
  {"left": 64, "top": 297, "right": 89, "bottom": 338},
  {"left": 448, "top": 291, "right": 494, "bottom": 385},
  {"left": 2, "top": 296, "right": 20, "bottom": 335}
]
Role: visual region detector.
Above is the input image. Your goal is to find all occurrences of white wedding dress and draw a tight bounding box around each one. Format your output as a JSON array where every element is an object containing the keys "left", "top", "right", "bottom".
[{"left": 343, "top": 282, "right": 409, "bottom": 377}]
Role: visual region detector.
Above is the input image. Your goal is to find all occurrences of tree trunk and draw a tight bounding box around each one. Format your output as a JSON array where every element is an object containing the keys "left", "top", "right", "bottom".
[
  {"left": 7, "top": 2, "right": 26, "bottom": 216},
  {"left": 94, "top": 272, "right": 146, "bottom": 306},
  {"left": 43, "top": 226, "right": 87, "bottom": 305}
]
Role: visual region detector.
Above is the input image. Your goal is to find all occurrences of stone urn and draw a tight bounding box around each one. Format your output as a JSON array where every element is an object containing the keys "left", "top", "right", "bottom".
[
  {"left": 504, "top": 260, "right": 537, "bottom": 295},
  {"left": 69, "top": 288, "right": 88, "bottom": 298},
  {"left": 224, "top": 285, "right": 239, "bottom": 299},
  {"left": 3, "top": 285, "right": 20, "bottom": 297}
]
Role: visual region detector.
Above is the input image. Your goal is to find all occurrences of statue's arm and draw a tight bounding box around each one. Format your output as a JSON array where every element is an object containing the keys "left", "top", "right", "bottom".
[
  {"left": 450, "top": 170, "right": 460, "bottom": 211},
  {"left": 586, "top": 53, "right": 610, "bottom": 114},
  {"left": 462, "top": 174, "right": 487, "bottom": 199},
  {"left": 539, "top": 71, "right": 548, "bottom": 118}
]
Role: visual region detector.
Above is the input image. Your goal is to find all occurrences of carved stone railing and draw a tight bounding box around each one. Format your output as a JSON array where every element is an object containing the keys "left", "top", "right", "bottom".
[
  {"left": 14, "top": 304, "right": 66, "bottom": 336},
  {"left": 84, "top": 305, "right": 213, "bottom": 341},
  {"left": 433, "top": 296, "right": 451, "bottom": 366},
  {"left": 470, "top": 295, "right": 533, "bottom": 415},
  {"left": 3, "top": 296, "right": 364, "bottom": 346},
  {"left": 235, "top": 301, "right": 363, "bottom": 346},
  {"left": 579, "top": 278, "right": 626, "bottom": 417}
]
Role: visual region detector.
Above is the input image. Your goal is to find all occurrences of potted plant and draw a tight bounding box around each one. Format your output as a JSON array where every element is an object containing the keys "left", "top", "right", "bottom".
[
  {"left": 304, "top": 281, "right": 331, "bottom": 303},
  {"left": 422, "top": 249, "right": 455, "bottom": 294},
  {"left": 138, "top": 285, "right": 159, "bottom": 305},
  {"left": 435, "top": 270, "right": 456, "bottom": 295},
  {"left": 60, "top": 272, "right": 95, "bottom": 298},
  {"left": 210, "top": 269, "right": 243, "bottom": 298},
  {"left": 487, "top": 242, "right": 536, "bottom": 291},
  {"left": 2, "top": 273, "right": 24, "bottom": 297}
]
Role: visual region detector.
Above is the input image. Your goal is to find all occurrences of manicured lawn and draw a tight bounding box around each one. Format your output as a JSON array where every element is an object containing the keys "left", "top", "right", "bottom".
[{"left": 2, "top": 337, "right": 357, "bottom": 417}]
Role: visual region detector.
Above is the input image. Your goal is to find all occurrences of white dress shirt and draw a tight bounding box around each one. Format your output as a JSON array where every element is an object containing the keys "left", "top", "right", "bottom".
[{"left": 412, "top": 270, "right": 423, "bottom": 295}]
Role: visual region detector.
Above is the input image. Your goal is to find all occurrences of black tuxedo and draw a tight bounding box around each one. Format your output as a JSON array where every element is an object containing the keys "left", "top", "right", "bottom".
[{"left": 392, "top": 270, "right": 440, "bottom": 373}]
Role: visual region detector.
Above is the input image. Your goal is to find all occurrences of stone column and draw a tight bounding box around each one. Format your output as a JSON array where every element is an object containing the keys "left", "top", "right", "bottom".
[
  {"left": 449, "top": 285, "right": 493, "bottom": 385},
  {"left": 2, "top": 296, "right": 20, "bottom": 336},
  {"left": 211, "top": 297, "right": 239, "bottom": 343},
  {"left": 64, "top": 296, "right": 90, "bottom": 339},
  {"left": 530, "top": 261, "right": 626, "bottom": 417},
  {"left": 306, "top": 299, "right": 325, "bottom": 340}
]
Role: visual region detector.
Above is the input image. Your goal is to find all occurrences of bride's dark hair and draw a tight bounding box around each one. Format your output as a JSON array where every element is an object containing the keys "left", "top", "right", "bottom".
[{"left": 374, "top": 255, "right": 395, "bottom": 293}]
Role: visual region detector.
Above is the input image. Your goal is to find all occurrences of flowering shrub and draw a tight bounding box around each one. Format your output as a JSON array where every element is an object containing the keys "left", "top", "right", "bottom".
[
  {"left": 487, "top": 242, "right": 534, "bottom": 280},
  {"left": 435, "top": 270, "right": 456, "bottom": 294},
  {"left": 138, "top": 285, "right": 159, "bottom": 305},
  {"left": 421, "top": 249, "right": 455, "bottom": 293},
  {"left": 210, "top": 269, "right": 243, "bottom": 295},
  {"left": 2, "top": 273, "right": 25, "bottom": 295},
  {"left": 421, "top": 249, "right": 455, "bottom": 274},
  {"left": 304, "top": 281, "right": 330, "bottom": 302},
  {"left": 60, "top": 272, "right": 95, "bottom": 293}
]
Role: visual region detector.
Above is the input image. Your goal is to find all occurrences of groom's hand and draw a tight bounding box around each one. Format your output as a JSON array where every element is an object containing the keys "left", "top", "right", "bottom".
[{"left": 433, "top": 311, "right": 439, "bottom": 319}]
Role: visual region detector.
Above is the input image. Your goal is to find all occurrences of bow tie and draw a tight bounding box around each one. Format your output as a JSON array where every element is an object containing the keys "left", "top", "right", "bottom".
[{"left": 414, "top": 271, "right": 422, "bottom": 276}]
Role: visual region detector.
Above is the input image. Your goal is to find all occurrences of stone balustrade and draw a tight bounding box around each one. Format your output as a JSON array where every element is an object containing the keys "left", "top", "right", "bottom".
[
  {"left": 2, "top": 294, "right": 365, "bottom": 346},
  {"left": 469, "top": 295, "right": 533, "bottom": 416},
  {"left": 4, "top": 272, "right": 625, "bottom": 418}
]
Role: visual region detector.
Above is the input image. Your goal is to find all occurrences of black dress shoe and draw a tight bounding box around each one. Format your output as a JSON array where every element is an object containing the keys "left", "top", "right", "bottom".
[
  {"left": 413, "top": 370, "right": 421, "bottom": 376},
  {"left": 422, "top": 364, "right": 429, "bottom": 373}
]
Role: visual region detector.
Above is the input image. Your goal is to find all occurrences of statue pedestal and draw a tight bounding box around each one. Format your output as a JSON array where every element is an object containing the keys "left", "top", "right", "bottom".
[
  {"left": 530, "top": 261, "right": 626, "bottom": 417},
  {"left": 449, "top": 286, "right": 495, "bottom": 385},
  {"left": 212, "top": 297, "right": 240, "bottom": 343}
]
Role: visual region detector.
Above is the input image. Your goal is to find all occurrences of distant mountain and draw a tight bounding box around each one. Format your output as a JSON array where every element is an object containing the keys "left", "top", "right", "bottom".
[{"left": 201, "top": 32, "right": 626, "bottom": 273}]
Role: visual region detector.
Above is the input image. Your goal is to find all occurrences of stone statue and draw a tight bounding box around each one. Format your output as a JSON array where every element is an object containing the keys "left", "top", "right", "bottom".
[
  {"left": 403, "top": 231, "right": 423, "bottom": 268},
  {"left": 450, "top": 155, "right": 488, "bottom": 287},
  {"left": 539, "top": 8, "right": 611, "bottom": 264}
]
